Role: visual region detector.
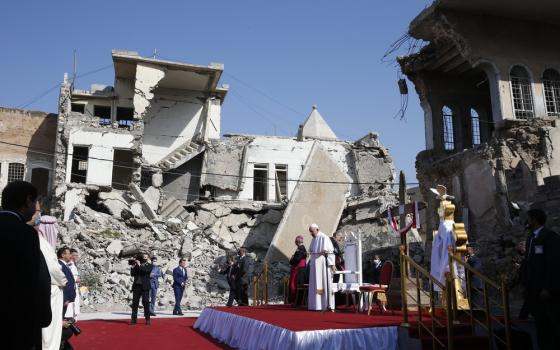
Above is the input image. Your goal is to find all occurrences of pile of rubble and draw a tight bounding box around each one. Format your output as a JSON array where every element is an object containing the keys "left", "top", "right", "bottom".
[{"left": 59, "top": 186, "right": 284, "bottom": 312}]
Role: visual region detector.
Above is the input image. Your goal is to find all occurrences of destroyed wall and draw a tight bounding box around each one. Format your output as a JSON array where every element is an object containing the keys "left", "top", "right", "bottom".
[
  {"left": 416, "top": 119, "right": 560, "bottom": 283},
  {"left": 52, "top": 79, "right": 144, "bottom": 218},
  {"left": 141, "top": 87, "right": 207, "bottom": 165},
  {"left": 200, "top": 136, "right": 253, "bottom": 198},
  {"left": 0, "top": 107, "right": 57, "bottom": 198}
]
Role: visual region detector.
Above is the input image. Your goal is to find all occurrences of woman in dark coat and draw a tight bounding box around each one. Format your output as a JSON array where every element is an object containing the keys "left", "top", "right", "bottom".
[{"left": 289, "top": 235, "right": 307, "bottom": 304}]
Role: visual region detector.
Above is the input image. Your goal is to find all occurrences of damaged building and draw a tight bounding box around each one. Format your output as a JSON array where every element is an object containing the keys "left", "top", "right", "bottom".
[
  {"left": 399, "top": 0, "right": 560, "bottom": 281},
  {"left": 5, "top": 49, "right": 405, "bottom": 310}
]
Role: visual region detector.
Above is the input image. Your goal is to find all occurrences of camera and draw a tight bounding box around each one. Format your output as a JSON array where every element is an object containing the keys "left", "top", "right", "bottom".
[
  {"left": 66, "top": 318, "right": 81, "bottom": 336},
  {"left": 128, "top": 254, "right": 146, "bottom": 266}
]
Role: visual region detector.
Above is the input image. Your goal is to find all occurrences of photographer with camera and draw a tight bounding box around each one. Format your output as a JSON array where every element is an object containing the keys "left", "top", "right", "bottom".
[
  {"left": 60, "top": 317, "right": 80, "bottom": 350},
  {"left": 129, "top": 253, "right": 153, "bottom": 325}
]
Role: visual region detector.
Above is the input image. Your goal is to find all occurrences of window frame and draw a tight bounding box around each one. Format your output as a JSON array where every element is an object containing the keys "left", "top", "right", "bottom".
[
  {"left": 470, "top": 108, "right": 481, "bottom": 145},
  {"left": 542, "top": 69, "right": 560, "bottom": 117},
  {"left": 509, "top": 65, "right": 535, "bottom": 119},
  {"left": 442, "top": 105, "right": 455, "bottom": 151}
]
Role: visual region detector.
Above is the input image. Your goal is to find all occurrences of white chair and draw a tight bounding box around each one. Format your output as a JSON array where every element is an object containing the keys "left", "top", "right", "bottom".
[{"left": 332, "top": 232, "right": 363, "bottom": 311}]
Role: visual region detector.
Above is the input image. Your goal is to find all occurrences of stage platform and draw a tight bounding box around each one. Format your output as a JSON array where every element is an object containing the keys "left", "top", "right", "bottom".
[{"left": 194, "top": 305, "right": 401, "bottom": 350}]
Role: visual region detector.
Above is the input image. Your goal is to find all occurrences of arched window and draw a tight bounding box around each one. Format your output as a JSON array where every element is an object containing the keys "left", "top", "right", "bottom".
[
  {"left": 543, "top": 69, "right": 560, "bottom": 117},
  {"left": 510, "top": 66, "right": 534, "bottom": 118},
  {"left": 442, "top": 106, "right": 455, "bottom": 151},
  {"left": 8, "top": 162, "right": 25, "bottom": 183},
  {"left": 470, "top": 108, "right": 481, "bottom": 145}
]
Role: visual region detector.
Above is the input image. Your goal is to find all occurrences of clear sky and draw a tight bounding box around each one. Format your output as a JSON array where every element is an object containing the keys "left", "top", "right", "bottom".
[{"left": 0, "top": 0, "right": 430, "bottom": 185}]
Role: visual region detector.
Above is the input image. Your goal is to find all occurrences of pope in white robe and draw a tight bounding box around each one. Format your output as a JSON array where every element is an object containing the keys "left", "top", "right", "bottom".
[
  {"left": 307, "top": 224, "right": 336, "bottom": 311},
  {"left": 39, "top": 234, "right": 67, "bottom": 350},
  {"left": 430, "top": 220, "right": 455, "bottom": 291}
]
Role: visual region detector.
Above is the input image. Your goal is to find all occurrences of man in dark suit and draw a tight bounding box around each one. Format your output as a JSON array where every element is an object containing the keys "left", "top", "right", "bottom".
[
  {"left": 57, "top": 246, "right": 76, "bottom": 315},
  {"left": 520, "top": 209, "right": 560, "bottom": 350},
  {"left": 172, "top": 258, "right": 188, "bottom": 315},
  {"left": 130, "top": 253, "right": 153, "bottom": 325},
  {"left": 0, "top": 181, "right": 51, "bottom": 349},
  {"left": 235, "top": 247, "right": 252, "bottom": 306},
  {"left": 219, "top": 254, "right": 239, "bottom": 307}
]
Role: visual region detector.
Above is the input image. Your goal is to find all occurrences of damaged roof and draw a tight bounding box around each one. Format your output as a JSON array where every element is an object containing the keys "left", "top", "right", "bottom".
[{"left": 112, "top": 49, "right": 227, "bottom": 95}]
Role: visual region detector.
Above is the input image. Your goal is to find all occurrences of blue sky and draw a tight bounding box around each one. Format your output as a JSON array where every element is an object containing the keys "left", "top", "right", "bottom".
[{"left": 0, "top": 0, "right": 430, "bottom": 185}]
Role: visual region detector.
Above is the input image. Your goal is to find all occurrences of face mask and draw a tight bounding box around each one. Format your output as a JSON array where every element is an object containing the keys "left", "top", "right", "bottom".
[{"left": 35, "top": 213, "right": 42, "bottom": 226}]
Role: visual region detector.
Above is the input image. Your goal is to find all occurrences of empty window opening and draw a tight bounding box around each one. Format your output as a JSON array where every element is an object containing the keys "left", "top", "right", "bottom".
[
  {"left": 112, "top": 149, "right": 134, "bottom": 190},
  {"left": 543, "top": 69, "right": 560, "bottom": 117},
  {"left": 117, "top": 107, "right": 134, "bottom": 128},
  {"left": 253, "top": 164, "right": 268, "bottom": 201},
  {"left": 94, "top": 105, "right": 112, "bottom": 125},
  {"left": 442, "top": 106, "right": 455, "bottom": 151},
  {"left": 510, "top": 66, "right": 534, "bottom": 118},
  {"left": 275, "top": 164, "right": 288, "bottom": 202},
  {"left": 140, "top": 169, "right": 154, "bottom": 191},
  {"left": 71, "top": 103, "right": 85, "bottom": 113},
  {"left": 70, "top": 146, "right": 89, "bottom": 184},
  {"left": 8, "top": 163, "right": 25, "bottom": 183},
  {"left": 470, "top": 108, "right": 481, "bottom": 145},
  {"left": 31, "top": 168, "right": 49, "bottom": 197}
]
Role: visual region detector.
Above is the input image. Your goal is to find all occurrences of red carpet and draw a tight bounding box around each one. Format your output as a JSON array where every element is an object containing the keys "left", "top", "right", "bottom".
[
  {"left": 210, "top": 305, "right": 406, "bottom": 331},
  {"left": 71, "top": 317, "right": 232, "bottom": 350}
]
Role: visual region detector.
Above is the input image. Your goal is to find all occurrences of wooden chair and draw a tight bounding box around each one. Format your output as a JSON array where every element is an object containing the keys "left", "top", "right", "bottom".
[{"left": 359, "top": 261, "right": 393, "bottom": 315}]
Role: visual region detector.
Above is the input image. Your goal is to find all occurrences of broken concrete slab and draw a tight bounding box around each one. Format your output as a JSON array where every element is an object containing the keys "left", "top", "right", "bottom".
[
  {"left": 129, "top": 183, "right": 158, "bottom": 220},
  {"left": 166, "top": 217, "right": 182, "bottom": 233},
  {"left": 266, "top": 141, "right": 351, "bottom": 261},
  {"left": 143, "top": 186, "right": 160, "bottom": 212}
]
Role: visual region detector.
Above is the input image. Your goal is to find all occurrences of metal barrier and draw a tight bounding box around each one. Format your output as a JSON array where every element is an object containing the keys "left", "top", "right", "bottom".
[
  {"left": 252, "top": 260, "right": 269, "bottom": 306},
  {"left": 448, "top": 249, "right": 512, "bottom": 349},
  {"left": 400, "top": 246, "right": 455, "bottom": 350}
]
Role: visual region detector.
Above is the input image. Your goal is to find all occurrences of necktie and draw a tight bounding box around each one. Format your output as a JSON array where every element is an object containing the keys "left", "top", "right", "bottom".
[{"left": 528, "top": 233, "right": 536, "bottom": 260}]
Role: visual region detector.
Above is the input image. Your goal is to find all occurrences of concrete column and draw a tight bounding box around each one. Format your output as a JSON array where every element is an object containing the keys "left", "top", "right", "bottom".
[
  {"left": 421, "top": 100, "right": 434, "bottom": 150},
  {"left": 476, "top": 61, "right": 505, "bottom": 122}
]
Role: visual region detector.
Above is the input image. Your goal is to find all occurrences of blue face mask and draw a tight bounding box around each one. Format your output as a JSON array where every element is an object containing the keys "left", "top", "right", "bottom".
[{"left": 35, "top": 213, "right": 42, "bottom": 226}]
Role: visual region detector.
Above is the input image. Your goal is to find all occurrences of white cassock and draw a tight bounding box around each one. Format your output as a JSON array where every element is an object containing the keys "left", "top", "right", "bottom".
[
  {"left": 308, "top": 231, "right": 335, "bottom": 310},
  {"left": 430, "top": 220, "right": 456, "bottom": 291},
  {"left": 39, "top": 235, "right": 67, "bottom": 350},
  {"left": 65, "top": 262, "right": 80, "bottom": 319}
]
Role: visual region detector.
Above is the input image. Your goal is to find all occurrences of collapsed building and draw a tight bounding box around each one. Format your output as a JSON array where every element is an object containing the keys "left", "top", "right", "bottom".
[
  {"left": 0, "top": 50, "right": 410, "bottom": 310},
  {"left": 398, "top": 0, "right": 560, "bottom": 285}
]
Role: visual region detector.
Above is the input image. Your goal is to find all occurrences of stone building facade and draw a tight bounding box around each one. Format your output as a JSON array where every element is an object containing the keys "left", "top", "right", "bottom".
[
  {"left": 0, "top": 107, "right": 57, "bottom": 201},
  {"left": 399, "top": 0, "right": 560, "bottom": 280}
]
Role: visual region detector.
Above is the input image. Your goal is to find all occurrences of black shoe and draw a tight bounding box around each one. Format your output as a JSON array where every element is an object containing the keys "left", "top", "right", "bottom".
[
  {"left": 130, "top": 319, "right": 137, "bottom": 325},
  {"left": 226, "top": 304, "right": 233, "bottom": 307},
  {"left": 177, "top": 311, "right": 184, "bottom": 315},
  {"left": 149, "top": 312, "right": 157, "bottom": 316}
]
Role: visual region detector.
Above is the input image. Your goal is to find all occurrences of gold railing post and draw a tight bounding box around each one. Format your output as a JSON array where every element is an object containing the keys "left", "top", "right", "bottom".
[
  {"left": 399, "top": 245, "right": 409, "bottom": 326},
  {"left": 501, "top": 278, "right": 512, "bottom": 350},
  {"left": 445, "top": 277, "right": 455, "bottom": 350},
  {"left": 252, "top": 275, "right": 257, "bottom": 306},
  {"left": 447, "top": 247, "right": 458, "bottom": 324},
  {"left": 483, "top": 282, "right": 492, "bottom": 349},
  {"left": 264, "top": 261, "right": 269, "bottom": 304}
]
